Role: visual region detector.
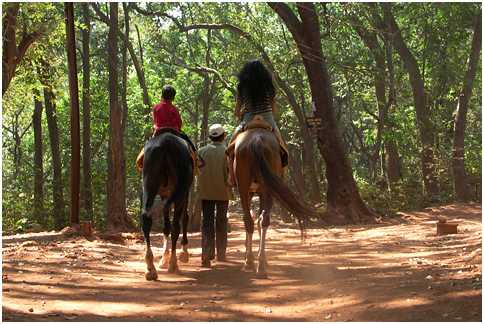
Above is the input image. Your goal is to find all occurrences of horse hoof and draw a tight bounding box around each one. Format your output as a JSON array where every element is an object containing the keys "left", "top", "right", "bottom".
[
  {"left": 145, "top": 269, "right": 158, "bottom": 281},
  {"left": 178, "top": 251, "right": 189, "bottom": 263},
  {"left": 243, "top": 262, "right": 255, "bottom": 272},
  {"left": 160, "top": 252, "right": 171, "bottom": 269}
]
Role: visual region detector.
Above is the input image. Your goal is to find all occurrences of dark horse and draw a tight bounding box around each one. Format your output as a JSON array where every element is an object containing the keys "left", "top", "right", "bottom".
[
  {"left": 230, "top": 60, "right": 319, "bottom": 278},
  {"left": 140, "top": 130, "right": 193, "bottom": 280}
]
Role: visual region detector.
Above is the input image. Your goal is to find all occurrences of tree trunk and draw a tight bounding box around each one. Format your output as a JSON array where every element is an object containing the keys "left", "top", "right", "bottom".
[
  {"left": 296, "top": 87, "right": 321, "bottom": 202},
  {"left": 12, "top": 114, "right": 21, "bottom": 178},
  {"left": 121, "top": 3, "right": 130, "bottom": 204},
  {"left": 106, "top": 3, "right": 133, "bottom": 232},
  {"left": 270, "top": 3, "right": 375, "bottom": 224},
  {"left": 65, "top": 3, "right": 81, "bottom": 227},
  {"left": 351, "top": 14, "right": 388, "bottom": 182},
  {"left": 81, "top": 3, "right": 93, "bottom": 220},
  {"left": 2, "top": 3, "right": 42, "bottom": 96},
  {"left": 188, "top": 99, "right": 201, "bottom": 227},
  {"left": 44, "top": 85, "right": 66, "bottom": 230},
  {"left": 385, "top": 141, "right": 401, "bottom": 185},
  {"left": 91, "top": 3, "right": 151, "bottom": 112},
  {"left": 307, "top": 139, "right": 322, "bottom": 203},
  {"left": 382, "top": 3, "right": 439, "bottom": 200},
  {"left": 188, "top": 190, "right": 202, "bottom": 233},
  {"left": 288, "top": 146, "right": 305, "bottom": 196},
  {"left": 33, "top": 91, "right": 45, "bottom": 226},
  {"left": 200, "top": 30, "right": 214, "bottom": 146},
  {"left": 2, "top": 3, "right": 19, "bottom": 96},
  {"left": 200, "top": 76, "right": 211, "bottom": 145},
  {"left": 134, "top": 24, "right": 151, "bottom": 110},
  {"left": 383, "top": 33, "right": 402, "bottom": 190},
  {"left": 453, "top": 12, "right": 481, "bottom": 202}
]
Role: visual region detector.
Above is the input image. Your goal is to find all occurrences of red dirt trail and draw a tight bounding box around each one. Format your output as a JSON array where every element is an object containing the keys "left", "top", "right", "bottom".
[{"left": 2, "top": 203, "right": 481, "bottom": 321}]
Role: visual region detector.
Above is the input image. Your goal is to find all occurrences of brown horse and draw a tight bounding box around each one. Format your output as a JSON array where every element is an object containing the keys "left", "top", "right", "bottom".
[{"left": 233, "top": 127, "right": 318, "bottom": 278}]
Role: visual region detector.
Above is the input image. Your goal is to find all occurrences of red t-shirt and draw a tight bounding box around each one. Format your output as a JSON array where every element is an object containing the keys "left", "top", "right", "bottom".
[{"left": 152, "top": 100, "right": 182, "bottom": 132}]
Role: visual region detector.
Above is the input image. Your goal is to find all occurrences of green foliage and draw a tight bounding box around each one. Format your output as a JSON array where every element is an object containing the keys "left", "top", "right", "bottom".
[{"left": 2, "top": 3, "right": 481, "bottom": 232}]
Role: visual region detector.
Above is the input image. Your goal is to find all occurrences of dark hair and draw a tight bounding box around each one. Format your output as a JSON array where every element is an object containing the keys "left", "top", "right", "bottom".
[
  {"left": 162, "top": 85, "right": 176, "bottom": 101},
  {"left": 209, "top": 133, "right": 225, "bottom": 142},
  {"left": 237, "top": 60, "right": 275, "bottom": 108}
]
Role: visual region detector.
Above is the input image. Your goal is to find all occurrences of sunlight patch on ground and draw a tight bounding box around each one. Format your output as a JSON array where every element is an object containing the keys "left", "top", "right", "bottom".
[
  {"left": 3, "top": 299, "right": 172, "bottom": 317},
  {"left": 2, "top": 203, "right": 481, "bottom": 321},
  {"left": 336, "top": 264, "right": 401, "bottom": 270},
  {"left": 380, "top": 296, "right": 433, "bottom": 308},
  {"left": 442, "top": 289, "right": 481, "bottom": 299}
]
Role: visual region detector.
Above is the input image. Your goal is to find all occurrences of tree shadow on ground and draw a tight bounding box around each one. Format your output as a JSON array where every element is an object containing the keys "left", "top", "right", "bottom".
[{"left": 2, "top": 204, "right": 481, "bottom": 321}]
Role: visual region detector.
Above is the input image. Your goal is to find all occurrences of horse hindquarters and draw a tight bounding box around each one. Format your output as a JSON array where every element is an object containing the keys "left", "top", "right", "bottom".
[{"left": 164, "top": 140, "right": 193, "bottom": 273}]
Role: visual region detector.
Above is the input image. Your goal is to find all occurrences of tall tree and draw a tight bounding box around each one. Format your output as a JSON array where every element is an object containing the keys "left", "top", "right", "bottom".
[
  {"left": 120, "top": 3, "right": 130, "bottom": 207},
  {"left": 92, "top": 3, "right": 151, "bottom": 112},
  {"left": 270, "top": 3, "right": 374, "bottom": 223},
  {"left": 42, "top": 70, "right": 66, "bottom": 229},
  {"left": 121, "top": 3, "right": 130, "bottom": 134},
  {"left": 33, "top": 90, "right": 44, "bottom": 225},
  {"left": 382, "top": 32, "right": 402, "bottom": 189},
  {"left": 349, "top": 10, "right": 402, "bottom": 189},
  {"left": 65, "top": 3, "right": 81, "bottom": 226},
  {"left": 350, "top": 13, "right": 389, "bottom": 182},
  {"left": 106, "top": 3, "right": 133, "bottom": 232},
  {"left": 2, "top": 3, "right": 43, "bottom": 95},
  {"left": 81, "top": 3, "right": 93, "bottom": 219},
  {"left": 452, "top": 11, "right": 481, "bottom": 202},
  {"left": 3, "top": 107, "right": 31, "bottom": 178},
  {"left": 380, "top": 3, "right": 440, "bottom": 200}
]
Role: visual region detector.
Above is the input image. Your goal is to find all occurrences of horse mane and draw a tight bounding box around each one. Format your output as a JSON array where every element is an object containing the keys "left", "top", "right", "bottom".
[{"left": 237, "top": 60, "right": 275, "bottom": 111}]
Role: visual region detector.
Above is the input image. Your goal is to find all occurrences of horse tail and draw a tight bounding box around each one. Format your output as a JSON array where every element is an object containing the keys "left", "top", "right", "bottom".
[{"left": 248, "top": 138, "right": 318, "bottom": 237}]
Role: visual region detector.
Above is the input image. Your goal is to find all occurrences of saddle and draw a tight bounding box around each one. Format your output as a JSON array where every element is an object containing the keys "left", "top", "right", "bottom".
[
  {"left": 153, "top": 127, "right": 179, "bottom": 138},
  {"left": 227, "top": 115, "right": 288, "bottom": 167},
  {"left": 245, "top": 115, "right": 273, "bottom": 131},
  {"left": 136, "top": 128, "right": 199, "bottom": 176}
]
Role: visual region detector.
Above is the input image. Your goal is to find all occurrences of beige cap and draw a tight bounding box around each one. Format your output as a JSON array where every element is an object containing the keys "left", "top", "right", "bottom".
[{"left": 209, "top": 124, "right": 225, "bottom": 137}]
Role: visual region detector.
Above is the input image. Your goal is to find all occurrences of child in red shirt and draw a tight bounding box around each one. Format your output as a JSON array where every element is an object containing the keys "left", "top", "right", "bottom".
[
  {"left": 152, "top": 85, "right": 196, "bottom": 152},
  {"left": 152, "top": 86, "right": 182, "bottom": 132},
  {"left": 136, "top": 85, "right": 196, "bottom": 171}
]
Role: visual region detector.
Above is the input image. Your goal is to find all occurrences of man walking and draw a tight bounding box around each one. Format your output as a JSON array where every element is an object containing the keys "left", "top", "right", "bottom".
[{"left": 197, "top": 124, "right": 233, "bottom": 267}]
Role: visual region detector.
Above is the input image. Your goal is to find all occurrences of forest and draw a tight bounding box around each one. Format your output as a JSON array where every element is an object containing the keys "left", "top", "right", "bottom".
[{"left": 2, "top": 2, "right": 482, "bottom": 233}]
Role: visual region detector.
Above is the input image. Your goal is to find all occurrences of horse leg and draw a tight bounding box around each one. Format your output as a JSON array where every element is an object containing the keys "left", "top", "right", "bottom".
[
  {"left": 240, "top": 189, "right": 255, "bottom": 271},
  {"left": 160, "top": 203, "right": 171, "bottom": 269},
  {"left": 256, "top": 193, "right": 272, "bottom": 278},
  {"left": 141, "top": 184, "right": 158, "bottom": 281},
  {"left": 256, "top": 194, "right": 263, "bottom": 243},
  {"left": 168, "top": 200, "right": 183, "bottom": 273},
  {"left": 178, "top": 196, "right": 190, "bottom": 263}
]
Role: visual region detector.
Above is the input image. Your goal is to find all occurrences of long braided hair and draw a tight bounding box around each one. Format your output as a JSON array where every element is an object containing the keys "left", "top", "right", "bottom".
[{"left": 237, "top": 60, "right": 275, "bottom": 112}]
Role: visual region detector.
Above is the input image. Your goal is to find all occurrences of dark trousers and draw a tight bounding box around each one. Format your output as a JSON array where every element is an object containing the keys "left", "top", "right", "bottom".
[{"left": 201, "top": 200, "right": 229, "bottom": 261}]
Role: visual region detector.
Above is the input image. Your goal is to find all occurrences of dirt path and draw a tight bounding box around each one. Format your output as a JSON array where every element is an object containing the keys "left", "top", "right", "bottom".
[{"left": 2, "top": 203, "right": 481, "bottom": 321}]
